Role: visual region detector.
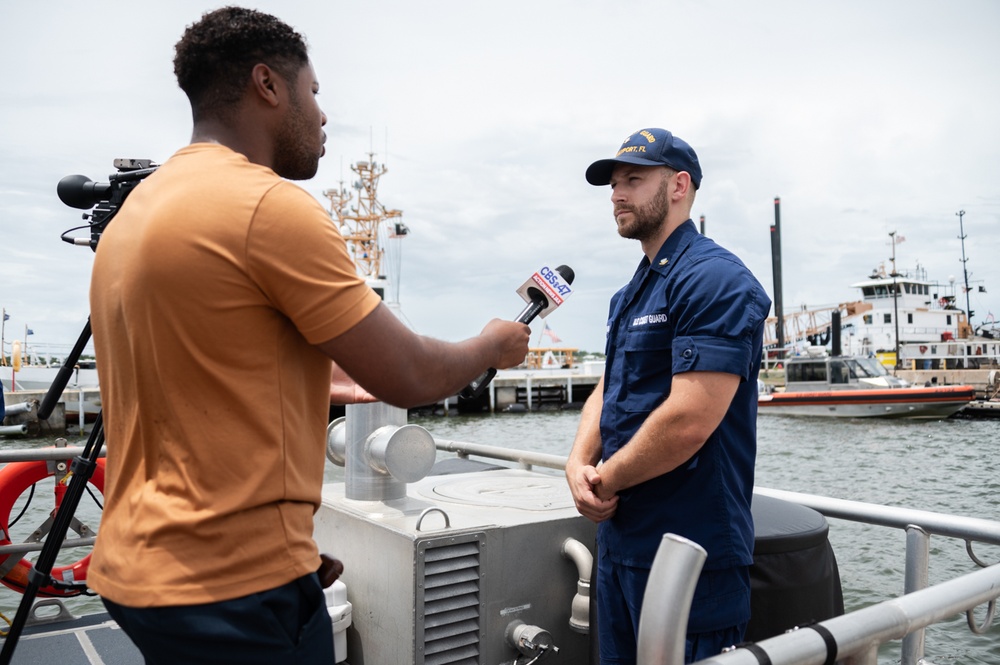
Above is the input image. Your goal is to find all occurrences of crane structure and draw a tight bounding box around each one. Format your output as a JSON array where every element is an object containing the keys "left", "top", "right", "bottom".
[
  {"left": 764, "top": 304, "right": 841, "bottom": 351},
  {"left": 763, "top": 300, "right": 882, "bottom": 353}
]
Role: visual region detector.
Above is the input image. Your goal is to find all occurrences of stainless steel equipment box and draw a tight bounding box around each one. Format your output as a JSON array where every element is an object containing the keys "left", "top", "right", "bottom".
[{"left": 315, "top": 468, "right": 597, "bottom": 664}]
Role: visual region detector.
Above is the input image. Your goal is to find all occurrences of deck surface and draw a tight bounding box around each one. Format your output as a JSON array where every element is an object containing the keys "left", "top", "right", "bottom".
[{"left": 6, "top": 611, "right": 142, "bottom": 665}]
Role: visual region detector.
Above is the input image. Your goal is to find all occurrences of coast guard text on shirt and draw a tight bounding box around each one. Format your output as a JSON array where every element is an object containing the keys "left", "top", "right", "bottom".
[{"left": 632, "top": 313, "right": 669, "bottom": 327}]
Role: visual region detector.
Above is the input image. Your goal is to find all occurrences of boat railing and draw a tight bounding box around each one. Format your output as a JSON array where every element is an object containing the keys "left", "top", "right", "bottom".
[
  {"left": 747, "top": 487, "right": 1000, "bottom": 665},
  {"left": 433, "top": 437, "right": 567, "bottom": 472},
  {"left": 898, "top": 339, "right": 1000, "bottom": 370},
  {"left": 760, "top": 339, "right": 1000, "bottom": 373},
  {"left": 687, "top": 565, "right": 1000, "bottom": 665},
  {"left": 0, "top": 446, "right": 103, "bottom": 464},
  {"left": 431, "top": 439, "right": 1000, "bottom": 665}
]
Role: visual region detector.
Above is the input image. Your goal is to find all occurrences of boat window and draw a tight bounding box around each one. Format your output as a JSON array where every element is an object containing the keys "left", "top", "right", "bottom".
[
  {"left": 883, "top": 313, "right": 892, "bottom": 324},
  {"left": 846, "top": 359, "right": 869, "bottom": 378},
  {"left": 788, "top": 361, "right": 827, "bottom": 382},
  {"left": 870, "top": 359, "right": 889, "bottom": 376},
  {"left": 829, "top": 360, "right": 849, "bottom": 384},
  {"left": 848, "top": 357, "right": 889, "bottom": 378},
  {"left": 787, "top": 363, "right": 802, "bottom": 382}
]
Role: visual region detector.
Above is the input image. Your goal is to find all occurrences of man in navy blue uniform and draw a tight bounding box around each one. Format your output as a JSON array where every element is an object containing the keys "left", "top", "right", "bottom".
[{"left": 566, "top": 128, "right": 770, "bottom": 664}]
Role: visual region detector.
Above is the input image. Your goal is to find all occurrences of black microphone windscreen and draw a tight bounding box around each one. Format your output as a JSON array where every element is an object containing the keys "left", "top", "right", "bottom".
[
  {"left": 555, "top": 264, "right": 575, "bottom": 284},
  {"left": 57, "top": 174, "right": 111, "bottom": 210}
]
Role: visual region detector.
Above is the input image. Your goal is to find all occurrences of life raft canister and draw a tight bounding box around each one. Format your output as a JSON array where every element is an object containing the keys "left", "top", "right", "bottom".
[{"left": 0, "top": 457, "right": 105, "bottom": 597}]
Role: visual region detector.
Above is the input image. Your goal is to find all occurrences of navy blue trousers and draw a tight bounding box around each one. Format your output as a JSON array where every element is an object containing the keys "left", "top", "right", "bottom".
[{"left": 102, "top": 573, "right": 334, "bottom": 665}]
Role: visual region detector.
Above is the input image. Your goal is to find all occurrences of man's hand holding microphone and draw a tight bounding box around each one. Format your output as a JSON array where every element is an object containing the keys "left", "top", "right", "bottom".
[
  {"left": 461, "top": 265, "right": 575, "bottom": 399},
  {"left": 478, "top": 318, "right": 533, "bottom": 370}
]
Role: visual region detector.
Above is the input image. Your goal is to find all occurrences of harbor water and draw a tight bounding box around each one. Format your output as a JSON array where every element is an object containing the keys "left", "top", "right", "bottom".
[{"left": 1, "top": 412, "right": 998, "bottom": 663}]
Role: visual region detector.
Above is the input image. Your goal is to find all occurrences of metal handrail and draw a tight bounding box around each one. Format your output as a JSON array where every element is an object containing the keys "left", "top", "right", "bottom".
[
  {"left": 434, "top": 438, "right": 567, "bottom": 471},
  {"left": 751, "top": 486, "right": 1000, "bottom": 664},
  {"left": 753, "top": 486, "right": 1000, "bottom": 545},
  {"left": 0, "top": 538, "right": 96, "bottom": 556},
  {"left": 431, "top": 439, "right": 1000, "bottom": 546},
  {"left": 692, "top": 564, "right": 1000, "bottom": 665},
  {"left": 0, "top": 446, "right": 103, "bottom": 463}
]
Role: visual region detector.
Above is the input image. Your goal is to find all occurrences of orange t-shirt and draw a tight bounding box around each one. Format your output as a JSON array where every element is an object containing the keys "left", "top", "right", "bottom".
[{"left": 87, "top": 143, "right": 381, "bottom": 606}]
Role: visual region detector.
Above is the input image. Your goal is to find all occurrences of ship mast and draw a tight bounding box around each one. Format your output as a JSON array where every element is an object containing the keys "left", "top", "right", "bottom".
[
  {"left": 956, "top": 209, "right": 973, "bottom": 328},
  {"left": 323, "top": 152, "right": 406, "bottom": 298},
  {"left": 888, "top": 230, "right": 901, "bottom": 368}
]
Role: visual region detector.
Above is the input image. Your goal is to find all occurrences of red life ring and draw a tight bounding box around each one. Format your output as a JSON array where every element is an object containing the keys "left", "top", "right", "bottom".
[{"left": 0, "top": 458, "right": 105, "bottom": 597}]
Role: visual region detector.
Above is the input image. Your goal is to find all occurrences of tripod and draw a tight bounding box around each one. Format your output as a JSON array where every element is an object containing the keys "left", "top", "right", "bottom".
[
  {"left": 0, "top": 319, "right": 105, "bottom": 664},
  {"left": 0, "top": 160, "right": 160, "bottom": 662}
]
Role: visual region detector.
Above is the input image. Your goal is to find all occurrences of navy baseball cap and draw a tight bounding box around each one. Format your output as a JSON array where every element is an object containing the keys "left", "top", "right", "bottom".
[{"left": 586, "top": 128, "right": 702, "bottom": 189}]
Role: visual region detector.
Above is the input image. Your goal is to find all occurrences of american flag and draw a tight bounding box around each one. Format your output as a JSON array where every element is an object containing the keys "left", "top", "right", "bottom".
[{"left": 542, "top": 322, "right": 562, "bottom": 343}]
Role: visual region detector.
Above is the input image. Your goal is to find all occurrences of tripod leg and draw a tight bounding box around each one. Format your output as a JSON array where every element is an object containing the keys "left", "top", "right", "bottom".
[{"left": 0, "top": 412, "right": 105, "bottom": 665}]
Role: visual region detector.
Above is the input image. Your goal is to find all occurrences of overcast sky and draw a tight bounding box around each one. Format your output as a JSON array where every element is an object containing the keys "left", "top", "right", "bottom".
[{"left": 2, "top": 0, "right": 998, "bottom": 360}]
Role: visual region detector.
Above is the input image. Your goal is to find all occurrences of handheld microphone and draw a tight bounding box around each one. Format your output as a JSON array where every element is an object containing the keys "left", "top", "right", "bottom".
[{"left": 460, "top": 264, "right": 575, "bottom": 400}]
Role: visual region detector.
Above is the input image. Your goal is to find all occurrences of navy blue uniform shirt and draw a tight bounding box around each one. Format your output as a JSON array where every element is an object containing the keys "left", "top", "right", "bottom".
[{"left": 598, "top": 220, "right": 770, "bottom": 630}]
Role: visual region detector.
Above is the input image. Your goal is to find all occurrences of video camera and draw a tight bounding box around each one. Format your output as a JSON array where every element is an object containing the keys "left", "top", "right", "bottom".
[{"left": 57, "top": 158, "right": 158, "bottom": 250}]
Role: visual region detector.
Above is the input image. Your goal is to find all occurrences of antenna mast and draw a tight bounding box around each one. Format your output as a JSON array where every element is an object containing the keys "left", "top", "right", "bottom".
[
  {"left": 323, "top": 152, "right": 404, "bottom": 282},
  {"left": 956, "top": 209, "right": 973, "bottom": 326},
  {"left": 888, "top": 231, "right": 901, "bottom": 369}
]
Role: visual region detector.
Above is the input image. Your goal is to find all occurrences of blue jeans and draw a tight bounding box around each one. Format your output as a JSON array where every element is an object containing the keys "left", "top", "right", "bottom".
[
  {"left": 597, "top": 555, "right": 747, "bottom": 664},
  {"left": 102, "top": 573, "right": 334, "bottom": 665}
]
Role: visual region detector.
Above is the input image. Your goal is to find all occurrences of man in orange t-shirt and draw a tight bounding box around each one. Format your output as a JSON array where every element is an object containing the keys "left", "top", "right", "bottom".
[{"left": 87, "top": 8, "right": 528, "bottom": 664}]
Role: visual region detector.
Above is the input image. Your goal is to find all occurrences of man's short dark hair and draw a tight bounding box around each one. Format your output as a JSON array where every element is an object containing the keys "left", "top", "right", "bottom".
[{"left": 173, "top": 6, "right": 309, "bottom": 120}]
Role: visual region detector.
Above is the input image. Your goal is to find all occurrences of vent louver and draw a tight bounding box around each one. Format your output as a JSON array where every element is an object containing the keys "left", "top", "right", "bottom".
[{"left": 418, "top": 536, "right": 484, "bottom": 665}]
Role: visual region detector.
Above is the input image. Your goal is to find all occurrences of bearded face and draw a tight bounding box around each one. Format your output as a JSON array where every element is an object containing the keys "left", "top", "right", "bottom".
[
  {"left": 272, "top": 63, "right": 326, "bottom": 181},
  {"left": 613, "top": 171, "right": 672, "bottom": 243}
]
